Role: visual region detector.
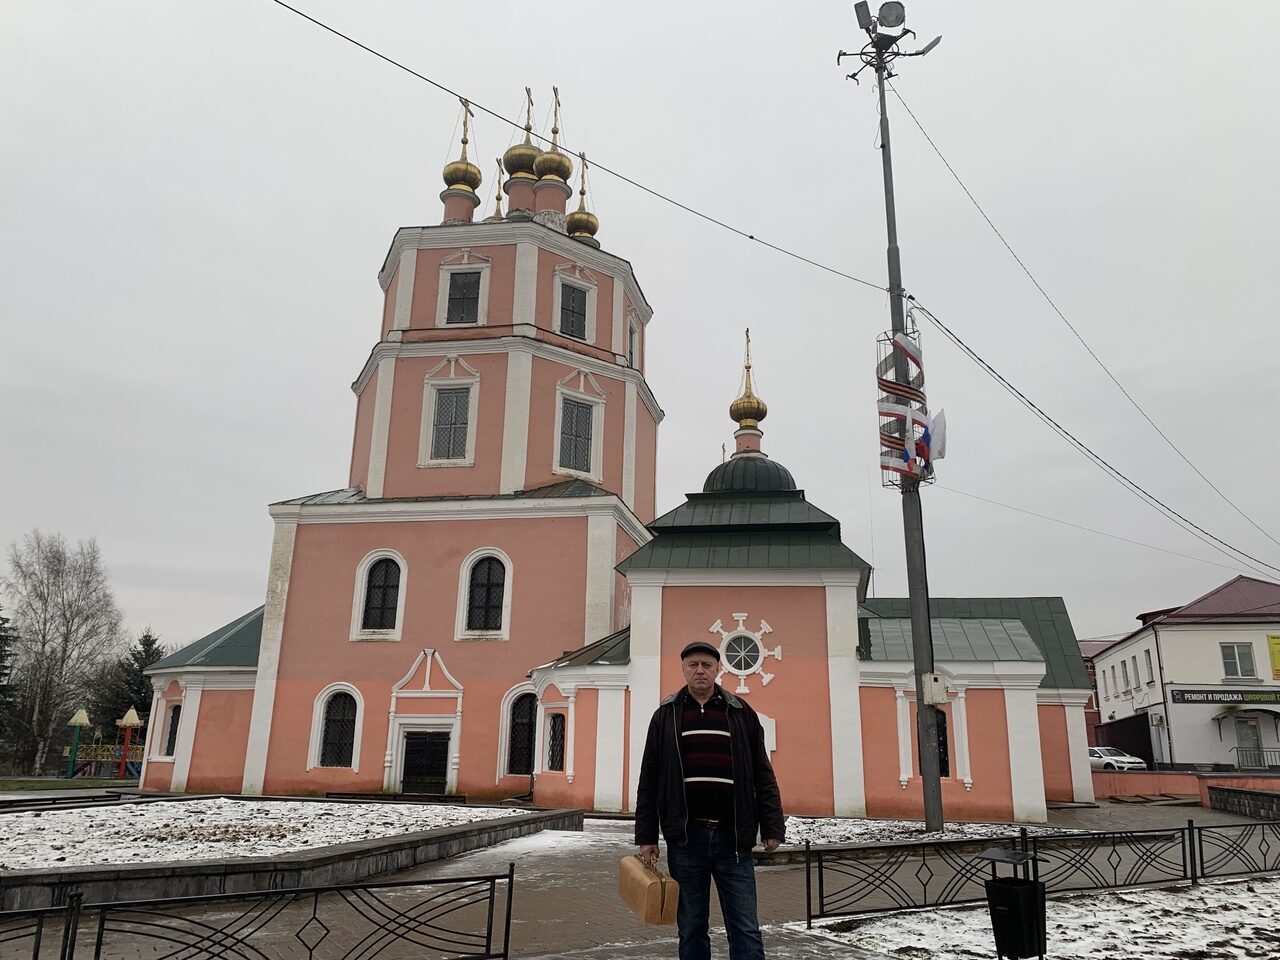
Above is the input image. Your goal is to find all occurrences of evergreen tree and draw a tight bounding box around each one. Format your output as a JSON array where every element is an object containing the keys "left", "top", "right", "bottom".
[{"left": 90, "top": 628, "right": 166, "bottom": 727}]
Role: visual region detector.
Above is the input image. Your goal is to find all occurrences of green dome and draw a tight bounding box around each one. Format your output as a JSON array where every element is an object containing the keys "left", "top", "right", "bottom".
[{"left": 703, "top": 456, "right": 797, "bottom": 494}]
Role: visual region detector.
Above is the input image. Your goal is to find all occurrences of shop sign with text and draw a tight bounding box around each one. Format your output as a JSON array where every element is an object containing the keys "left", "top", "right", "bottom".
[{"left": 1170, "top": 688, "right": 1280, "bottom": 705}]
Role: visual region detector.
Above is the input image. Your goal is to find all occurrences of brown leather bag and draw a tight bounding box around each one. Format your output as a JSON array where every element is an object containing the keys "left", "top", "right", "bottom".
[{"left": 618, "top": 854, "right": 680, "bottom": 925}]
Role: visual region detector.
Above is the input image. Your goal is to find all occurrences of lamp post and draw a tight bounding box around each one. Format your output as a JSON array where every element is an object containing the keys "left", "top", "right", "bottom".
[
  {"left": 65, "top": 708, "right": 91, "bottom": 779},
  {"left": 116, "top": 706, "right": 143, "bottom": 781},
  {"left": 841, "top": 1, "right": 945, "bottom": 831}
]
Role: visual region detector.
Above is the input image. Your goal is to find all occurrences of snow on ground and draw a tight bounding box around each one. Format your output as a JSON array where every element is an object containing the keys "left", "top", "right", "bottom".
[
  {"left": 783, "top": 816, "right": 1067, "bottom": 847},
  {"left": 0, "top": 797, "right": 523, "bottom": 869},
  {"left": 805, "top": 877, "right": 1280, "bottom": 960}
]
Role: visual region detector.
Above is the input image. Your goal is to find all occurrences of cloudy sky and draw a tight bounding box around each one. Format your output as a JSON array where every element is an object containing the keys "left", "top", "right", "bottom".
[{"left": 3, "top": 1, "right": 1279, "bottom": 651}]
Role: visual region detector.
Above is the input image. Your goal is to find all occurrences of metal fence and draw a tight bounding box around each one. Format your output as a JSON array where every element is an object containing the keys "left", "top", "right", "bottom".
[
  {"left": 0, "top": 866, "right": 516, "bottom": 960},
  {"left": 805, "top": 820, "right": 1280, "bottom": 924}
]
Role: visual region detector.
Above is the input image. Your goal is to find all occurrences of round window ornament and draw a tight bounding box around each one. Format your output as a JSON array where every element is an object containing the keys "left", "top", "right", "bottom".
[{"left": 708, "top": 613, "right": 783, "bottom": 695}]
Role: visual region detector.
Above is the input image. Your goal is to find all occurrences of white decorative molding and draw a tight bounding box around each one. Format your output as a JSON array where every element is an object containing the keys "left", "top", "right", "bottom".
[
  {"left": 895, "top": 689, "right": 912, "bottom": 788},
  {"left": 953, "top": 689, "right": 973, "bottom": 790},
  {"left": 147, "top": 668, "right": 256, "bottom": 690},
  {"left": 383, "top": 649, "right": 463, "bottom": 794},
  {"left": 622, "top": 381, "right": 637, "bottom": 509},
  {"left": 419, "top": 355, "right": 481, "bottom": 467},
  {"left": 551, "top": 262, "right": 599, "bottom": 345},
  {"left": 170, "top": 680, "right": 203, "bottom": 792},
  {"left": 566, "top": 692, "right": 577, "bottom": 783},
  {"left": 495, "top": 682, "right": 538, "bottom": 782},
  {"left": 499, "top": 346, "right": 533, "bottom": 493},
  {"left": 306, "top": 682, "right": 366, "bottom": 773},
  {"left": 391, "top": 248, "right": 417, "bottom": 331},
  {"left": 349, "top": 548, "right": 408, "bottom": 643},
  {"left": 377, "top": 222, "right": 654, "bottom": 325},
  {"left": 584, "top": 514, "right": 616, "bottom": 645},
  {"left": 434, "top": 249, "right": 493, "bottom": 328},
  {"left": 366, "top": 356, "right": 397, "bottom": 499},
  {"left": 708, "top": 612, "right": 781, "bottom": 695},
  {"left": 349, "top": 336, "right": 664, "bottom": 426},
  {"left": 552, "top": 369, "right": 607, "bottom": 483},
  {"left": 454, "top": 547, "right": 514, "bottom": 643},
  {"left": 626, "top": 569, "right": 864, "bottom": 589},
  {"left": 242, "top": 519, "right": 298, "bottom": 795},
  {"left": 270, "top": 490, "right": 651, "bottom": 553}
]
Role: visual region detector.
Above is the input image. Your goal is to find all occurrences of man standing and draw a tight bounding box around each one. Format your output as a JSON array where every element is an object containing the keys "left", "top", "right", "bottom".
[{"left": 636, "top": 641, "right": 785, "bottom": 960}]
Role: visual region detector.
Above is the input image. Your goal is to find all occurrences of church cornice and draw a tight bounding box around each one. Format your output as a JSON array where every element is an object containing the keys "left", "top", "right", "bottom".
[
  {"left": 350, "top": 335, "right": 665, "bottom": 424},
  {"left": 377, "top": 222, "right": 654, "bottom": 325}
]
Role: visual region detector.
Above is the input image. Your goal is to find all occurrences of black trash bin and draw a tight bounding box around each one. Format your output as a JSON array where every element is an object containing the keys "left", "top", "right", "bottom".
[
  {"left": 976, "top": 847, "right": 1046, "bottom": 960},
  {"left": 984, "top": 875, "right": 1046, "bottom": 960}
]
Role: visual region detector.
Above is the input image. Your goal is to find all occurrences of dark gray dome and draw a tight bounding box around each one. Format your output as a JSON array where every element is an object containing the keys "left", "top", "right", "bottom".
[{"left": 702, "top": 456, "right": 797, "bottom": 494}]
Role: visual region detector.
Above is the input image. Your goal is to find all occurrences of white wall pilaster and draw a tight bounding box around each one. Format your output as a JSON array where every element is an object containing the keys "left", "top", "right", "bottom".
[
  {"left": 825, "top": 580, "right": 866, "bottom": 817},
  {"left": 169, "top": 681, "right": 203, "bottom": 793},
  {"left": 513, "top": 242, "right": 537, "bottom": 326},
  {"left": 584, "top": 514, "right": 617, "bottom": 643},
  {"left": 366, "top": 357, "right": 397, "bottom": 499},
  {"left": 1064, "top": 702, "right": 1095, "bottom": 803},
  {"left": 1004, "top": 688, "right": 1048, "bottom": 822},
  {"left": 895, "top": 689, "right": 912, "bottom": 788},
  {"left": 622, "top": 381, "right": 637, "bottom": 509},
  {"left": 241, "top": 519, "right": 298, "bottom": 795},
  {"left": 626, "top": 581, "right": 664, "bottom": 809},
  {"left": 391, "top": 249, "right": 416, "bottom": 331},
  {"left": 593, "top": 687, "right": 627, "bottom": 811},
  {"left": 500, "top": 348, "right": 533, "bottom": 493}
]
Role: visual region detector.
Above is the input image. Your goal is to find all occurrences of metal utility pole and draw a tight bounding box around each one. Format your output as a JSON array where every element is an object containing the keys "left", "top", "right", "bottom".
[{"left": 842, "top": 1, "right": 944, "bottom": 831}]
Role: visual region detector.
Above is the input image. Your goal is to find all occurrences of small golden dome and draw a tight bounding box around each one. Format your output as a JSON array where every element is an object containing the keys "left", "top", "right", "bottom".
[
  {"left": 566, "top": 152, "right": 599, "bottom": 238},
  {"left": 535, "top": 85, "right": 574, "bottom": 181},
  {"left": 443, "top": 99, "right": 482, "bottom": 192},
  {"left": 503, "top": 87, "right": 540, "bottom": 179},
  {"left": 729, "top": 329, "right": 768, "bottom": 429}
]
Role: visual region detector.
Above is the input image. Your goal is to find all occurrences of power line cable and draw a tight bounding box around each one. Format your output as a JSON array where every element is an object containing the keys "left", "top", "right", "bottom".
[
  {"left": 260, "top": 0, "right": 1280, "bottom": 581},
  {"left": 910, "top": 299, "right": 1280, "bottom": 579},
  {"left": 935, "top": 486, "right": 1252, "bottom": 576},
  {"left": 887, "top": 81, "right": 1280, "bottom": 550},
  {"left": 263, "top": 0, "right": 888, "bottom": 294}
]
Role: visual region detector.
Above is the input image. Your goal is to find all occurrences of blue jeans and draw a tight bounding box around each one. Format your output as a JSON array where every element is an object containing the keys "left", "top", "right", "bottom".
[{"left": 666, "top": 821, "right": 765, "bottom": 960}]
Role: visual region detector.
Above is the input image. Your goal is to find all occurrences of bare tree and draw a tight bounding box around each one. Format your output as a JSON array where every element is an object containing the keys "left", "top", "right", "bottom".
[{"left": 2, "top": 531, "right": 123, "bottom": 773}]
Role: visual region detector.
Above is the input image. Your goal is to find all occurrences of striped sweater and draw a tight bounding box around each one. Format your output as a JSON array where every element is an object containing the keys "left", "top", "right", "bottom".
[{"left": 680, "top": 693, "right": 734, "bottom": 821}]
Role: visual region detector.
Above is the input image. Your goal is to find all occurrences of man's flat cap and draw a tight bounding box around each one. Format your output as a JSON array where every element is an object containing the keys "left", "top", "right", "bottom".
[{"left": 680, "top": 640, "right": 721, "bottom": 661}]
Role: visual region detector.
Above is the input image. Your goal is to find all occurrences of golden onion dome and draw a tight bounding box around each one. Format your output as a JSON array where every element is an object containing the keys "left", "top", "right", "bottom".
[
  {"left": 566, "top": 153, "right": 599, "bottom": 238},
  {"left": 443, "top": 99, "right": 483, "bottom": 192},
  {"left": 535, "top": 86, "right": 573, "bottom": 181},
  {"left": 729, "top": 329, "right": 767, "bottom": 428},
  {"left": 503, "top": 88, "right": 541, "bottom": 179}
]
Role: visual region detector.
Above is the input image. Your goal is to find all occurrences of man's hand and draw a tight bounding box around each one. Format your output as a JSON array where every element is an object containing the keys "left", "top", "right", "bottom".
[
  {"left": 638, "top": 844, "right": 660, "bottom": 867},
  {"left": 763, "top": 838, "right": 781, "bottom": 853}
]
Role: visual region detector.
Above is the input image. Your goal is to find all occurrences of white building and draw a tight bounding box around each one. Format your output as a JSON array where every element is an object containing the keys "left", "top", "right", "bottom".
[{"left": 1093, "top": 576, "right": 1280, "bottom": 770}]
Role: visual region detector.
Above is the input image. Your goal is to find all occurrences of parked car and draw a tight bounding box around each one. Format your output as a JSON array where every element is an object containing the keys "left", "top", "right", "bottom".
[{"left": 1088, "top": 746, "right": 1148, "bottom": 771}]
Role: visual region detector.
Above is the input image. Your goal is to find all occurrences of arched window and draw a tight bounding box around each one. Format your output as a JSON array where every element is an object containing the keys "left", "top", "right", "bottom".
[
  {"left": 320, "top": 692, "right": 358, "bottom": 767},
  {"left": 361, "top": 558, "right": 401, "bottom": 631},
  {"left": 466, "top": 557, "right": 505, "bottom": 632},
  {"left": 547, "top": 713, "right": 567, "bottom": 772},
  {"left": 163, "top": 704, "right": 181, "bottom": 757},
  {"left": 507, "top": 693, "right": 536, "bottom": 775}
]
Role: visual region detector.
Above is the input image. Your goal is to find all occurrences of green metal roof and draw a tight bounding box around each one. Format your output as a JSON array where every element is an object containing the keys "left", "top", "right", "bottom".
[
  {"left": 861, "top": 597, "right": 1089, "bottom": 690},
  {"left": 649, "top": 492, "right": 840, "bottom": 533},
  {"left": 868, "top": 618, "right": 1044, "bottom": 663},
  {"left": 702, "top": 456, "right": 797, "bottom": 494},
  {"left": 148, "top": 607, "right": 263, "bottom": 671},
  {"left": 548, "top": 627, "right": 631, "bottom": 668},
  {"left": 618, "top": 531, "right": 870, "bottom": 572}
]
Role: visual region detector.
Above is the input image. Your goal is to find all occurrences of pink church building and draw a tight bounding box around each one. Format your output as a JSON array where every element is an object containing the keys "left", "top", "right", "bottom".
[{"left": 143, "top": 109, "right": 1094, "bottom": 823}]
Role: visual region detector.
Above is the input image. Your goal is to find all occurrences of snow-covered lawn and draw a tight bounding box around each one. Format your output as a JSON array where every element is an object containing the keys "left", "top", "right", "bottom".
[
  {"left": 783, "top": 816, "right": 1068, "bottom": 847},
  {"left": 806, "top": 877, "right": 1280, "bottom": 959},
  {"left": 0, "top": 797, "right": 523, "bottom": 869}
]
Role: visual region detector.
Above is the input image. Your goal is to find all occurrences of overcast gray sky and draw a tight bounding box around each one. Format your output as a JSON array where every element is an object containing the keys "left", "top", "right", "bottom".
[{"left": 4, "top": 1, "right": 1279, "bottom": 651}]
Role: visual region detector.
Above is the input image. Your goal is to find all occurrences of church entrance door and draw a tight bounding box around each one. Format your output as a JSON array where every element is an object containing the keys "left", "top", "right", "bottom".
[{"left": 402, "top": 731, "right": 450, "bottom": 794}]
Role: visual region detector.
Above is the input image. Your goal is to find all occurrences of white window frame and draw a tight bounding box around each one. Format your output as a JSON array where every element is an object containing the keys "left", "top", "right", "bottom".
[
  {"left": 349, "top": 548, "right": 408, "bottom": 642},
  {"left": 552, "top": 371, "right": 606, "bottom": 483},
  {"left": 1144, "top": 649, "right": 1155, "bottom": 684},
  {"left": 418, "top": 356, "right": 481, "bottom": 468},
  {"left": 1100, "top": 671, "right": 1109, "bottom": 700},
  {"left": 544, "top": 711, "right": 568, "bottom": 772},
  {"left": 627, "top": 318, "right": 639, "bottom": 368},
  {"left": 1120, "top": 660, "right": 1130, "bottom": 691},
  {"left": 454, "top": 546, "right": 514, "bottom": 643},
  {"left": 307, "top": 682, "right": 365, "bottom": 773},
  {"left": 1221, "top": 642, "right": 1258, "bottom": 679},
  {"left": 494, "top": 682, "right": 538, "bottom": 781},
  {"left": 551, "top": 263, "right": 598, "bottom": 344},
  {"left": 435, "top": 250, "right": 492, "bottom": 328},
  {"left": 159, "top": 702, "right": 182, "bottom": 758}
]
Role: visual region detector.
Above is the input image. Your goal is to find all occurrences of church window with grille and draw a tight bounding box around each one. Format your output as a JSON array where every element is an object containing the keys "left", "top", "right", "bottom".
[
  {"left": 507, "top": 693, "right": 536, "bottom": 775},
  {"left": 361, "top": 558, "right": 400, "bottom": 631},
  {"left": 163, "top": 704, "right": 181, "bottom": 756},
  {"left": 446, "top": 271, "right": 481, "bottom": 324},
  {"left": 430, "top": 387, "right": 471, "bottom": 460},
  {"left": 320, "top": 692, "right": 357, "bottom": 767},
  {"left": 559, "top": 398, "right": 593, "bottom": 474},
  {"left": 547, "top": 713, "right": 566, "bottom": 772},
  {"left": 466, "top": 556, "right": 506, "bottom": 632},
  {"left": 559, "top": 283, "right": 587, "bottom": 339}
]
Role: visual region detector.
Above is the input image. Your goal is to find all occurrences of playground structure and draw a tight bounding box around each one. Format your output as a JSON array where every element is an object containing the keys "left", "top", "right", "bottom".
[{"left": 62, "top": 707, "right": 145, "bottom": 780}]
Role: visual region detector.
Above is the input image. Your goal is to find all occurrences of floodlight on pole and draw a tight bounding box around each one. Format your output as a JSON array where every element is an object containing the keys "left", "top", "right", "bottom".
[
  {"left": 854, "top": 1, "right": 873, "bottom": 32},
  {"left": 878, "top": 1, "right": 906, "bottom": 28}
]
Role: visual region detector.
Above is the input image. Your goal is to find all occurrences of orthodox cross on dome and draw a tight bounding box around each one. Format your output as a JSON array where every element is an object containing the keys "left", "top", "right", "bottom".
[
  {"left": 484, "top": 158, "right": 505, "bottom": 222},
  {"left": 729, "top": 328, "right": 768, "bottom": 431},
  {"left": 708, "top": 613, "right": 782, "bottom": 695},
  {"left": 442, "top": 98, "right": 482, "bottom": 193}
]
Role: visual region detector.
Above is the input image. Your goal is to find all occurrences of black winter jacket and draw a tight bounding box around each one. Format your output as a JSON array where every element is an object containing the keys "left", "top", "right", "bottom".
[{"left": 634, "top": 685, "right": 785, "bottom": 856}]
